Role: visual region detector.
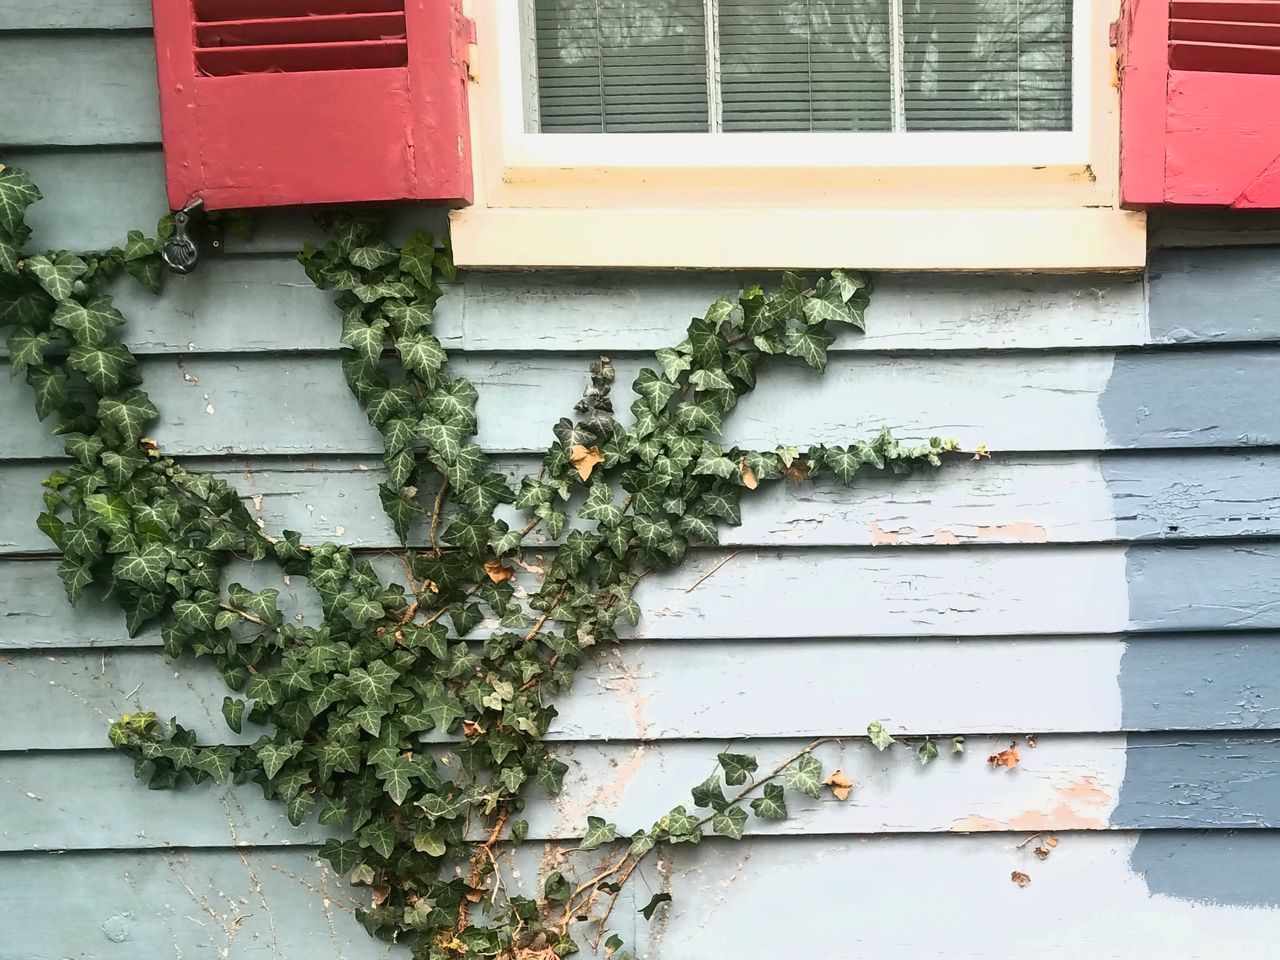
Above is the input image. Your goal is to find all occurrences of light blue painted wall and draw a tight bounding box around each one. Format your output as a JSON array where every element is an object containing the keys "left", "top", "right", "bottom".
[{"left": 6, "top": 17, "right": 1280, "bottom": 960}]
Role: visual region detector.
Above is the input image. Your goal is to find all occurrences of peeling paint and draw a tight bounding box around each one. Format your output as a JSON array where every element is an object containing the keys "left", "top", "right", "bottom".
[{"left": 976, "top": 522, "right": 1049, "bottom": 543}]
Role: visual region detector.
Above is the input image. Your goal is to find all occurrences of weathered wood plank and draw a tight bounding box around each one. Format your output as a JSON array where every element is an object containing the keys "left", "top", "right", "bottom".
[
  {"left": 1147, "top": 247, "right": 1280, "bottom": 345},
  {"left": 10, "top": 733, "right": 1280, "bottom": 851},
  {"left": 0, "top": 0, "right": 150, "bottom": 29},
  {"left": 6, "top": 349, "right": 1276, "bottom": 460},
  {"left": 8, "top": 450, "right": 1280, "bottom": 556},
  {"left": 0, "top": 637, "right": 1128, "bottom": 750},
  {"left": 7, "top": 258, "right": 1136, "bottom": 356},
  {"left": 0, "top": 351, "right": 1113, "bottom": 459},
  {"left": 0, "top": 544, "right": 1132, "bottom": 648},
  {"left": 7, "top": 834, "right": 1280, "bottom": 959},
  {"left": 0, "top": 36, "right": 160, "bottom": 147},
  {"left": 0, "top": 735, "right": 1103, "bottom": 849}
]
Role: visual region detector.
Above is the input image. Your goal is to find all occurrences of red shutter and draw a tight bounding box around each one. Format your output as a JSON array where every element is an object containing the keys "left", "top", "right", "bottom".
[
  {"left": 152, "top": 0, "right": 473, "bottom": 211},
  {"left": 1119, "top": 0, "right": 1280, "bottom": 208}
]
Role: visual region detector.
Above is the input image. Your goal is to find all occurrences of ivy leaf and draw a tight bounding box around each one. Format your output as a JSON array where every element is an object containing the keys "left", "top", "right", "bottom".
[
  {"left": 68, "top": 343, "right": 133, "bottom": 394},
  {"left": 655, "top": 346, "right": 691, "bottom": 380},
  {"left": 57, "top": 557, "right": 94, "bottom": 603},
  {"left": 399, "top": 230, "right": 438, "bottom": 287},
  {"left": 717, "top": 751, "right": 758, "bottom": 786},
  {"left": 26, "top": 365, "right": 70, "bottom": 420},
  {"left": 784, "top": 326, "right": 835, "bottom": 371},
  {"left": 749, "top": 783, "right": 788, "bottom": 820},
  {"left": 544, "top": 871, "right": 572, "bottom": 902},
  {"left": 952, "top": 736, "right": 967, "bottom": 755},
  {"left": 113, "top": 542, "right": 171, "bottom": 592},
  {"left": 0, "top": 165, "right": 41, "bottom": 234},
  {"left": 320, "top": 837, "right": 363, "bottom": 875},
  {"left": 0, "top": 287, "right": 52, "bottom": 327},
  {"left": 222, "top": 697, "right": 245, "bottom": 734},
  {"left": 51, "top": 295, "right": 125, "bottom": 346},
  {"left": 255, "top": 739, "right": 301, "bottom": 779},
  {"left": 688, "top": 367, "right": 734, "bottom": 393},
  {"left": 867, "top": 721, "right": 895, "bottom": 751},
  {"left": 349, "top": 241, "right": 400, "bottom": 269},
  {"left": 98, "top": 390, "right": 158, "bottom": 445},
  {"left": 784, "top": 753, "right": 823, "bottom": 799},
  {"left": 689, "top": 772, "right": 727, "bottom": 812},
  {"left": 25, "top": 252, "right": 87, "bottom": 301},
  {"left": 633, "top": 368, "right": 679, "bottom": 413},
  {"left": 580, "top": 481, "right": 622, "bottom": 526},
  {"left": 359, "top": 819, "right": 398, "bottom": 859},
  {"left": 376, "top": 757, "right": 414, "bottom": 805},
  {"left": 7, "top": 328, "right": 51, "bottom": 376},
  {"left": 711, "top": 805, "right": 747, "bottom": 840},
  {"left": 918, "top": 738, "right": 940, "bottom": 765},
  {"left": 579, "top": 816, "right": 618, "bottom": 851},
  {"left": 629, "top": 830, "right": 656, "bottom": 856},
  {"left": 193, "top": 746, "right": 236, "bottom": 784},
  {"left": 640, "top": 892, "right": 672, "bottom": 921},
  {"left": 422, "top": 418, "right": 466, "bottom": 464},
  {"left": 397, "top": 333, "right": 447, "bottom": 380}
]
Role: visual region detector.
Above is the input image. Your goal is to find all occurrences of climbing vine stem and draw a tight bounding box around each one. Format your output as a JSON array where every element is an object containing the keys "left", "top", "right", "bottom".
[{"left": 0, "top": 163, "right": 961, "bottom": 959}]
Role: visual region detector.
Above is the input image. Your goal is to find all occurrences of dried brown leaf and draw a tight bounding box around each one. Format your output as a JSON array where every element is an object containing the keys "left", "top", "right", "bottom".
[
  {"left": 372, "top": 884, "right": 391, "bottom": 907},
  {"left": 569, "top": 444, "right": 604, "bottom": 482},
  {"left": 987, "top": 741, "right": 1020, "bottom": 771},
  {"left": 823, "top": 769, "right": 854, "bottom": 801},
  {"left": 1011, "top": 871, "right": 1031, "bottom": 887},
  {"left": 1034, "top": 845, "right": 1050, "bottom": 861},
  {"left": 782, "top": 459, "right": 810, "bottom": 484},
  {"left": 1045, "top": 835, "right": 1058, "bottom": 848},
  {"left": 483, "top": 558, "right": 514, "bottom": 584},
  {"left": 738, "top": 457, "right": 759, "bottom": 490}
]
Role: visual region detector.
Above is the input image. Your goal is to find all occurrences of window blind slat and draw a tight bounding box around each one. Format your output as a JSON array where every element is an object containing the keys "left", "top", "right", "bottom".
[
  {"left": 535, "top": 0, "right": 710, "bottom": 133},
  {"left": 718, "top": 0, "right": 893, "bottom": 131},
  {"left": 532, "top": 0, "right": 1072, "bottom": 134},
  {"left": 902, "top": 0, "right": 1072, "bottom": 130}
]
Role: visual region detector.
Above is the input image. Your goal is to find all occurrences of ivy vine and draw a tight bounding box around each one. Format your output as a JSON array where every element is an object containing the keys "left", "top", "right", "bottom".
[{"left": 1, "top": 163, "right": 962, "bottom": 959}]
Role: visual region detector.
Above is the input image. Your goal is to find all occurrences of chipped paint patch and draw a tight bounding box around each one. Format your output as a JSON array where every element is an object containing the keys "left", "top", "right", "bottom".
[
  {"left": 869, "top": 522, "right": 914, "bottom": 545},
  {"left": 977, "top": 522, "right": 1049, "bottom": 543}
]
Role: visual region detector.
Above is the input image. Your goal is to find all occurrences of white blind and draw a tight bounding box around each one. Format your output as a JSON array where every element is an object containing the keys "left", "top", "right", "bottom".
[
  {"left": 533, "top": 0, "right": 1071, "bottom": 133},
  {"left": 535, "top": 0, "right": 710, "bottom": 132},
  {"left": 718, "top": 1, "right": 893, "bottom": 131},
  {"left": 902, "top": 0, "right": 1072, "bottom": 130}
]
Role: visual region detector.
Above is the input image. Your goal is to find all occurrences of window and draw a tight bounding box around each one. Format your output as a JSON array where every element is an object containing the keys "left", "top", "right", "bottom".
[
  {"left": 448, "top": 0, "right": 1144, "bottom": 272},
  {"left": 531, "top": 0, "right": 1072, "bottom": 134}
]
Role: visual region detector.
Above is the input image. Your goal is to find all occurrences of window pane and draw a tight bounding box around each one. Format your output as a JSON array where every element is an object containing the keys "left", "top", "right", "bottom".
[
  {"left": 718, "top": 1, "right": 892, "bottom": 132},
  {"left": 902, "top": 0, "right": 1072, "bottom": 131},
  {"left": 535, "top": 0, "right": 710, "bottom": 132}
]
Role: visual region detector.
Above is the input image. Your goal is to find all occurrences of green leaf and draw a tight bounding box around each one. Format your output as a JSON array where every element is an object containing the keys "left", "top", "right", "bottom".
[
  {"left": 0, "top": 287, "right": 52, "bottom": 328},
  {"left": 98, "top": 390, "right": 158, "bottom": 445},
  {"left": 691, "top": 773, "right": 727, "bottom": 810},
  {"left": 57, "top": 557, "right": 94, "bottom": 602},
  {"left": 711, "top": 805, "right": 747, "bottom": 840},
  {"left": 255, "top": 739, "right": 301, "bottom": 779},
  {"left": 655, "top": 346, "right": 691, "bottom": 381},
  {"left": 579, "top": 815, "right": 617, "bottom": 851},
  {"left": 784, "top": 753, "right": 823, "bottom": 799},
  {"left": 952, "top": 736, "right": 966, "bottom": 755},
  {"left": 25, "top": 252, "right": 87, "bottom": 301},
  {"left": 358, "top": 824, "right": 396, "bottom": 860},
  {"left": 717, "top": 751, "right": 757, "bottom": 786},
  {"left": 422, "top": 418, "right": 466, "bottom": 464},
  {"left": 376, "top": 756, "right": 413, "bottom": 805},
  {"left": 349, "top": 241, "right": 400, "bottom": 269},
  {"left": 113, "top": 542, "right": 170, "bottom": 592},
  {"left": 867, "top": 721, "right": 895, "bottom": 751},
  {"left": 632, "top": 368, "right": 678, "bottom": 413},
  {"left": 222, "top": 697, "right": 245, "bottom": 734},
  {"left": 51, "top": 295, "right": 125, "bottom": 346},
  {"left": 320, "top": 837, "right": 363, "bottom": 875},
  {"left": 688, "top": 367, "right": 734, "bottom": 392},
  {"left": 749, "top": 782, "right": 788, "bottom": 820},
  {"left": 193, "top": 745, "right": 236, "bottom": 784},
  {"left": 7, "top": 328, "right": 50, "bottom": 375},
  {"left": 784, "top": 326, "right": 835, "bottom": 371},
  {"left": 579, "top": 481, "right": 622, "bottom": 526},
  {"left": 0, "top": 165, "right": 41, "bottom": 234},
  {"left": 399, "top": 230, "right": 438, "bottom": 287},
  {"left": 397, "top": 333, "right": 447, "bottom": 379},
  {"left": 26, "top": 365, "right": 70, "bottom": 420},
  {"left": 68, "top": 342, "right": 133, "bottom": 394},
  {"left": 629, "top": 830, "right": 655, "bottom": 856},
  {"left": 286, "top": 792, "right": 316, "bottom": 827},
  {"left": 640, "top": 892, "right": 672, "bottom": 921},
  {"left": 918, "top": 738, "right": 940, "bottom": 765},
  {"left": 544, "top": 871, "right": 572, "bottom": 902}
]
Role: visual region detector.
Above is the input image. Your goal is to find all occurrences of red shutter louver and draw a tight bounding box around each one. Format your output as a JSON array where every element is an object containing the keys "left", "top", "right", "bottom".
[
  {"left": 1119, "top": 0, "right": 1280, "bottom": 208},
  {"left": 152, "top": 0, "right": 473, "bottom": 211}
]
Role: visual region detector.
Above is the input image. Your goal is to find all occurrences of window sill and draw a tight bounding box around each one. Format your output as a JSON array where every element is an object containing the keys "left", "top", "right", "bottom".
[{"left": 449, "top": 207, "right": 1146, "bottom": 271}]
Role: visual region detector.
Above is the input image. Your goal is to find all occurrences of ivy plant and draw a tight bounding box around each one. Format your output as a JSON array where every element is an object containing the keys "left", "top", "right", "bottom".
[{"left": 1, "top": 164, "right": 960, "bottom": 959}]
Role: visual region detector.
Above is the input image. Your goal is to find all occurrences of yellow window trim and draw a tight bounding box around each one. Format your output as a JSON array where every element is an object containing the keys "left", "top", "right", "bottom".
[{"left": 450, "top": 0, "right": 1147, "bottom": 272}]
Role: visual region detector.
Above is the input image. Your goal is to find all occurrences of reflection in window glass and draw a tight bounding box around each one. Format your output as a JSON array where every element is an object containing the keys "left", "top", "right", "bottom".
[
  {"left": 718, "top": 1, "right": 893, "bottom": 131},
  {"left": 535, "top": 0, "right": 709, "bottom": 132},
  {"left": 902, "top": 0, "right": 1071, "bottom": 130},
  {"left": 532, "top": 0, "right": 1072, "bottom": 133}
]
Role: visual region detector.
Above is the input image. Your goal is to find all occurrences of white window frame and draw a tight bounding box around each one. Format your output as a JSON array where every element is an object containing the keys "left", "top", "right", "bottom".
[
  {"left": 450, "top": 0, "right": 1145, "bottom": 272},
  {"left": 513, "top": 0, "right": 1092, "bottom": 167}
]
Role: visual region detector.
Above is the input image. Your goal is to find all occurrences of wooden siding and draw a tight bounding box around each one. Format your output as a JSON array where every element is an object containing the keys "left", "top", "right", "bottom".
[{"left": 6, "top": 19, "right": 1280, "bottom": 960}]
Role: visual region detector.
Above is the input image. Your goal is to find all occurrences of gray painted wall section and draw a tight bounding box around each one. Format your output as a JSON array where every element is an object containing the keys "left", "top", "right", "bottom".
[{"left": 7, "top": 10, "right": 1280, "bottom": 959}]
